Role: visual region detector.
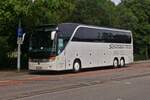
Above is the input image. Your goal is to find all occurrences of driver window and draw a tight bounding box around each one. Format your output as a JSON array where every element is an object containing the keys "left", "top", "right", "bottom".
[{"left": 58, "top": 38, "right": 64, "bottom": 54}]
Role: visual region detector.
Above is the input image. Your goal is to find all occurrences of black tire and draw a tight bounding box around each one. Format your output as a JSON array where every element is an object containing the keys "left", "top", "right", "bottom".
[
  {"left": 113, "top": 58, "right": 119, "bottom": 68},
  {"left": 120, "top": 58, "right": 125, "bottom": 67},
  {"left": 73, "top": 60, "right": 81, "bottom": 72}
]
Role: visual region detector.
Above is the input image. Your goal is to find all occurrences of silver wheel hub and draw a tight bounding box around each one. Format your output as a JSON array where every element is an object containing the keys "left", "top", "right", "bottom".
[
  {"left": 120, "top": 59, "right": 124, "bottom": 66},
  {"left": 114, "top": 60, "right": 118, "bottom": 67},
  {"left": 74, "top": 62, "right": 80, "bottom": 71}
]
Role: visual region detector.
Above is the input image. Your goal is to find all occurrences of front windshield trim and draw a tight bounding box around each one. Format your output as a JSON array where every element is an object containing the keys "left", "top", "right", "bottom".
[{"left": 51, "top": 32, "right": 57, "bottom": 56}]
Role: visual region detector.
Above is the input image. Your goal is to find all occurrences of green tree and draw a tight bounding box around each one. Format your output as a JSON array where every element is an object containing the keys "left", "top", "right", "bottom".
[
  {"left": 71, "top": 0, "right": 116, "bottom": 26},
  {"left": 116, "top": 0, "right": 150, "bottom": 59}
]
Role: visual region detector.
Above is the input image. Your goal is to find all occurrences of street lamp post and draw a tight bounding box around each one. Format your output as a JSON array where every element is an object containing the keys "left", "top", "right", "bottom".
[
  {"left": 17, "top": 0, "right": 35, "bottom": 72},
  {"left": 17, "top": 40, "right": 21, "bottom": 72}
]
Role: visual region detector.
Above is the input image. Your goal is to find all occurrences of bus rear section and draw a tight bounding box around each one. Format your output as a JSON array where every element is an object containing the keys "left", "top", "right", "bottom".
[{"left": 64, "top": 25, "right": 133, "bottom": 71}]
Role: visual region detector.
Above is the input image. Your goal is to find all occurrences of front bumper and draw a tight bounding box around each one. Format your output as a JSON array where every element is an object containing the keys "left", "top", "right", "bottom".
[{"left": 29, "top": 61, "right": 58, "bottom": 71}]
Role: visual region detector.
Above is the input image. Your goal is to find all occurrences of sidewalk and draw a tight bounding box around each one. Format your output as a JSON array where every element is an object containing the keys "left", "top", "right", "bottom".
[
  {"left": 133, "top": 60, "right": 150, "bottom": 64},
  {"left": 0, "top": 70, "right": 28, "bottom": 80}
]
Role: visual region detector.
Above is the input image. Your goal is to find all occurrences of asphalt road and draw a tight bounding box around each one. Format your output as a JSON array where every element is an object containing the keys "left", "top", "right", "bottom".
[
  {"left": 20, "top": 72, "right": 150, "bottom": 100},
  {"left": 0, "top": 61, "right": 150, "bottom": 100}
]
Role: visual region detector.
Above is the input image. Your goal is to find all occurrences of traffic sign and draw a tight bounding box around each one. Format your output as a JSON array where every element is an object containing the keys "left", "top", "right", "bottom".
[{"left": 17, "top": 20, "right": 23, "bottom": 37}]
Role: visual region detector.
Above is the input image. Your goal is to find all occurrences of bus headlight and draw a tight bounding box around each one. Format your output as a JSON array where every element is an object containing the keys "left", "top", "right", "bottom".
[{"left": 49, "top": 56, "right": 56, "bottom": 62}]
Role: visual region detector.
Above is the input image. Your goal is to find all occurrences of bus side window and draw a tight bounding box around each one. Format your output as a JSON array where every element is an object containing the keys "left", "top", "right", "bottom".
[{"left": 58, "top": 38, "right": 64, "bottom": 54}]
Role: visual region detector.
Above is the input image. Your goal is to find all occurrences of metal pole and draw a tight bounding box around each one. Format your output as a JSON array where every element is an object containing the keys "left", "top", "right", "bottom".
[{"left": 17, "top": 43, "right": 21, "bottom": 72}]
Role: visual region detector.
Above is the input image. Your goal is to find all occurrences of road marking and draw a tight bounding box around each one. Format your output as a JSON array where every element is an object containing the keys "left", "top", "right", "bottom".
[
  {"left": 0, "top": 77, "right": 50, "bottom": 87},
  {"left": 0, "top": 80, "right": 11, "bottom": 83},
  {"left": 0, "top": 80, "right": 23, "bottom": 86},
  {"left": 26, "top": 76, "right": 49, "bottom": 81},
  {"left": 117, "top": 98, "right": 123, "bottom": 100},
  {"left": 125, "top": 82, "right": 131, "bottom": 85}
]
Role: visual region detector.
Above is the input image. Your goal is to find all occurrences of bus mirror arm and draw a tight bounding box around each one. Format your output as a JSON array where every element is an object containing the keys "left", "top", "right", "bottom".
[{"left": 22, "top": 33, "right": 26, "bottom": 43}]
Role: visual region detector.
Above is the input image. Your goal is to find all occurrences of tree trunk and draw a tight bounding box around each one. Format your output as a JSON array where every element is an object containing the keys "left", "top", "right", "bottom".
[{"left": 145, "top": 45, "right": 149, "bottom": 60}]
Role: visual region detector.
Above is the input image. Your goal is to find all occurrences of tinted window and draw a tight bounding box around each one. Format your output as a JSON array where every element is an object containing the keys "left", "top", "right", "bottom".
[
  {"left": 72, "top": 27, "right": 131, "bottom": 44},
  {"left": 112, "top": 31, "right": 131, "bottom": 43},
  {"left": 72, "top": 27, "right": 100, "bottom": 42},
  {"left": 100, "top": 30, "right": 131, "bottom": 43},
  {"left": 101, "top": 31, "right": 113, "bottom": 43},
  {"left": 58, "top": 23, "right": 79, "bottom": 40}
]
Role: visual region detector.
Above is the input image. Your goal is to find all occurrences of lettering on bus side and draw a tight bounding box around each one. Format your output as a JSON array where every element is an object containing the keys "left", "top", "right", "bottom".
[{"left": 109, "top": 44, "right": 132, "bottom": 49}]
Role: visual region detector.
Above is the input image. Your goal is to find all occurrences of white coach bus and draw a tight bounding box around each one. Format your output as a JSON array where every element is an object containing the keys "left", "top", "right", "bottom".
[{"left": 29, "top": 23, "right": 133, "bottom": 72}]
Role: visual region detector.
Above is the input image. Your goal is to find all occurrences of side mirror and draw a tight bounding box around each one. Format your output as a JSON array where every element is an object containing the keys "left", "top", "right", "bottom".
[
  {"left": 51, "top": 31, "right": 56, "bottom": 40},
  {"left": 22, "top": 33, "right": 26, "bottom": 43}
]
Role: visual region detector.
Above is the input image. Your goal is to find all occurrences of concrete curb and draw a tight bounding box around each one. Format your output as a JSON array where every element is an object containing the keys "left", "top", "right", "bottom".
[{"left": 133, "top": 60, "right": 150, "bottom": 64}]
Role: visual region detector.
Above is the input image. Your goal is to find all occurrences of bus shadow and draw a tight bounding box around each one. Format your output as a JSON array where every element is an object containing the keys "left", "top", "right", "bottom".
[{"left": 30, "top": 66, "right": 129, "bottom": 76}]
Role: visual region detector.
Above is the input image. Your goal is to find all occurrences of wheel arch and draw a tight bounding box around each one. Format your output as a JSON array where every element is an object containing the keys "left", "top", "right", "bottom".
[
  {"left": 73, "top": 58, "right": 81, "bottom": 66},
  {"left": 120, "top": 57, "right": 125, "bottom": 61},
  {"left": 114, "top": 57, "right": 119, "bottom": 62}
]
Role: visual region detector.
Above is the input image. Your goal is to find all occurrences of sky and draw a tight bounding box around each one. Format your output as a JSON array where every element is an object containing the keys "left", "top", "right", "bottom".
[{"left": 111, "top": 0, "right": 121, "bottom": 5}]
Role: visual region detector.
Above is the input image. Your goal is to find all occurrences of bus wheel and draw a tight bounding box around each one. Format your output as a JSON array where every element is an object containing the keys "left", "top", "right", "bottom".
[
  {"left": 113, "top": 58, "right": 119, "bottom": 68},
  {"left": 120, "top": 58, "right": 125, "bottom": 67},
  {"left": 73, "top": 60, "right": 81, "bottom": 72}
]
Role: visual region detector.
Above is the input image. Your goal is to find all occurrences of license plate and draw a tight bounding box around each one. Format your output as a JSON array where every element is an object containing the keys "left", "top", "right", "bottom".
[{"left": 36, "top": 66, "right": 42, "bottom": 70}]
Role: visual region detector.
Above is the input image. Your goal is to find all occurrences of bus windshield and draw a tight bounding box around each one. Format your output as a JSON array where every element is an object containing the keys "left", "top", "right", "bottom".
[{"left": 29, "top": 29, "right": 57, "bottom": 59}]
